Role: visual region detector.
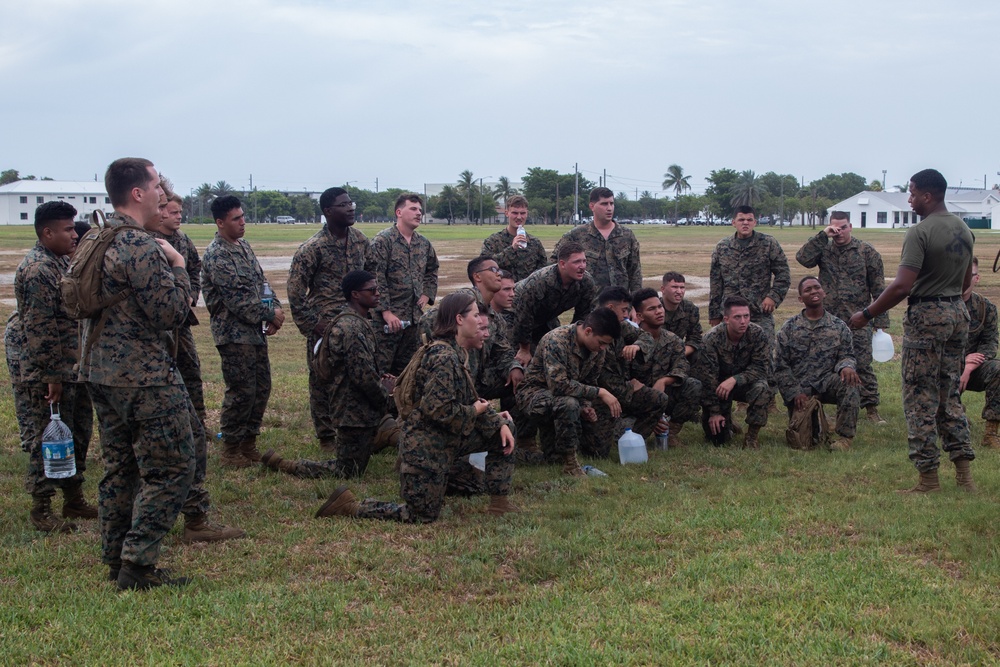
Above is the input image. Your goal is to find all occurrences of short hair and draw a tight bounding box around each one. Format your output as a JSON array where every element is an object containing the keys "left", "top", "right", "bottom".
[
  {"left": 34, "top": 201, "right": 77, "bottom": 237},
  {"left": 211, "top": 195, "right": 243, "bottom": 221},
  {"left": 733, "top": 205, "right": 756, "bottom": 218},
  {"left": 589, "top": 187, "right": 613, "bottom": 203},
  {"left": 104, "top": 157, "right": 155, "bottom": 208},
  {"left": 320, "top": 187, "right": 348, "bottom": 209},
  {"left": 797, "top": 275, "right": 821, "bottom": 293},
  {"left": 583, "top": 307, "right": 622, "bottom": 339},
  {"left": 341, "top": 270, "right": 375, "bottom": 302},
  {"left": 394, "top": 192, "right": 423, "bottom": 213},
  {"left": 498, "top": 269, "right": 514, "bottom": 281},
  {"left": 74, "top": 219, "right": 91, "bottom": 241},
  {"left": 167, "top": 193, "right": 183, "bottom": 205},
  {"left": 723, "top": 295, "right": 751, "bottom": 315},
  {"left": 632, "top": 287, "right": 660, "bottom": 310},
  {"left": 467, "top": 255, "right": 495, "bottom": 283},
  {"left": 661, "top": 271, "right": 685, "bottom": 285},
  {"left": 830, "top": 210, "right": 849, "bottom": 221},
  {"left": 159, "top": 175, "right": 176, "bottom": 200},
  {"left": 506, "top": 195, "right": 528, "bottom": 209},
  {"left": 910, "top": 169, "right": 947, "bottom": 199},
  {"left": 556, "top": 240, "right": 586, "bottom": 262},
  {"left": 598, "top": 285, "right": 632, "bottom": 307},
  {"left": 433, "top": 292, "right": 476, "bottom": 340}
]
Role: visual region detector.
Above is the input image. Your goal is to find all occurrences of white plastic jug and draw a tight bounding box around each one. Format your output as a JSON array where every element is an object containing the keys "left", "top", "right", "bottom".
[
  {"left": 617, "top": 428, "right": 648, "bottom": 465},
  {"left": 468, "top": 452, "right": 487, "bottom": 471},
  {"left": 872, "top": 328, "right": 894, "bottom": 362}
]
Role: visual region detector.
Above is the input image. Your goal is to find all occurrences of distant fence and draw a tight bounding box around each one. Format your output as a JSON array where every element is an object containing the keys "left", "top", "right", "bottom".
[{"left": 966, "top": 217, "right": 991, "bottom": 230}]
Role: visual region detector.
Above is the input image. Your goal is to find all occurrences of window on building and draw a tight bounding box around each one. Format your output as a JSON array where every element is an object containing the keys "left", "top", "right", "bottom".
[
  {"left": 105, "top": 197, "right": 111, "bottom": 204},
  {"left": 894, "top": 212, "right": 899, "bottom": 226},
  {"left": 19, "top": 196, "right": 27, "bottom": 204},
  {"left": 89, "top": 196, "right": 97, "bottom": 204},
  {"left": 68, "top": 196, "right": 76, "bottom": 199},
  {"left": 36, "top": 196, "right": 44, "bottom": 204},
  {"left": 860, "top": 212, "right": 867, "bottom": 228},
  {"left": 20, "top": 212, "right": 28, "bottom": 220},
  {"left": 877, "top": 212, "right": 887, "bottom": 225}
]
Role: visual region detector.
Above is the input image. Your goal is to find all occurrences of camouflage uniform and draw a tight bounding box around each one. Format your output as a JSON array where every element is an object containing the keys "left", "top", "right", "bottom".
[
  {"left": 202, "top": 231, "right": 281, "bottom": 447},
  {"left": 4, "top": 312, "right": 35, "bottom": 452},
  {"left": 796, "top": 232, "right": 888, "bottom": 408},
  {"left": 14, "top": 242, "right": 94, "bottom": 499},
  {"left": 774, "top": 311, "right": 859, "bottom": 438},
  {"left": 709, "top": 231, "right": 790, "bottom": 342},
  {"left": 662, "top": 298, "right": 703, "bottom": 358},
  {"left": 962, "top": 292, "right": 1000, "bottom": 420},
  {"left": 511, "top": 264, "right": 596, "bottom": 348},
  {"left": 287, "top": 225, "right": 370, "bottom": 445},
  {"left": 365, "top": 225, "right": 439, "bottom": 375},
  {"left": 550, "top": 222, "right": 643, "bottom": 293},
  {"left": 694, "top": 322, "right": 772, "bottom": 443},
  {"left": 354, "top": 339, "right": 514, "bottom": 523},
  {"left": 481, "top": 228, "right": 548, "bottom": 283},
  {"left": 626, "top": 326, "right": 703, "bottom": 426},
  {"left": 898, "top": 211, "right": 974, "bottom": 471},
  {"left": 79, "top": 213, "right": 195, "bottom": 569}
]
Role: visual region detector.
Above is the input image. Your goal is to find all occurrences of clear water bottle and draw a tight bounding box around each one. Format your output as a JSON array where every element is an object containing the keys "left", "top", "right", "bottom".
[
  {"left": 42, "top": 404, "right": 76, "bottom": 479},
  {"left": 655, "top": 414, "right": 669, "bottom": 451},
  {"left": 516, "top": 225, "right": 528, "bottom": 249},
  {"left": 261, "top": 281, "right": 275, "bottom": 334},
  {"left": 383, "top": 320, "right": 412, "bottom": 334},
  {"left": 581, "top": 465, "right": 608, "bottom": 477}
]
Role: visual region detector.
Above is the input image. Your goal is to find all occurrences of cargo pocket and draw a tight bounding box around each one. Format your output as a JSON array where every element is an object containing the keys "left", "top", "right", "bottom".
[{"left": 901, "top": 338, "right": 933, "bottom": 384}]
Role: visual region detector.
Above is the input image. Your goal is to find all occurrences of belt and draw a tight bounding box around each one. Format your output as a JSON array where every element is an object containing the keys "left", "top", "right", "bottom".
[{"left": 907, "top": 295, "right": 962, "bottom": 305}]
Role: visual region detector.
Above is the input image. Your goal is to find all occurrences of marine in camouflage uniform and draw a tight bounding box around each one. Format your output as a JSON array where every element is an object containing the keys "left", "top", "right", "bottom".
[
  {"left": 796, "top": 219, "right": 888, "bottom": 417},
  {"left": 481, "top": 227, "right": 548, "bottom": 283},
  {"left": 662, "top": 299, "right": 703, "bottom": 358},
  {"left": 287, "top": 193, "right": 369, "bottom": 449},
  {"left": 202, "top": 217, "right": 282, "bottom": 465},
  {"left": 511, "top": 264, "right": 595, "bottom": 349},
  {"left": 626, "top": 326, "right": 702, "bottom": 429},
  {"left": 15, "top": 236, "right": 96, "bottom": 531},
  {"left": 960, "top": 272, "right": 1000, "bottom": 448},
  {"left": 4, "top": 312, "right": 35, "bottom": 453},
  {"left": 550, "top": 221, "right": 643, "bottom": 293},
  {"left": 79, "top": 208, "right": 195, "bottom": 573},
  {"left": 365, "top": 220, "right": 439, "bottom": 375}
]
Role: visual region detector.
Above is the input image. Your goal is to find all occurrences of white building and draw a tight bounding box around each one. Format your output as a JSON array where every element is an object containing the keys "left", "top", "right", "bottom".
[
  {"left": 829, "top": 188, "right": 1000, "bottom": 229},
  {"left": 0, "top": 181, "right": 110, "bottom": 226}
]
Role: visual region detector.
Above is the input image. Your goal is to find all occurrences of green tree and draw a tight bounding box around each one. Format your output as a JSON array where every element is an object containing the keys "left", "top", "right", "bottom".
[
  {"left": 457, "top": 170, "right": 475, "bottom": 222},
  {"left": 662, "top": 164, "right": 692, "bottom": 221},
  {"left": 254, "top": 190, "right": 292, "bottom": 222},
  {"left": 290, "top": 194, "right": 319, "bottom": 222},
  {"left": 705, "top": 168, "right": 740, "bottom": 220},
  {"left": 521, "top": 167, "right": 594, "bottom": 224},
  {"left": 807, "top": 172, "right": 867, "bottom": 201},
  {"left": 213, "top": 181, "right": 236, "bottom": 197},
  {"left": 493, "top": 176, "right": 519, "bottom": 208},
  {"left": 0, "top": 169, "right": 20, "bottom": 185},
  {"left": 868, "top": 180, "right": 883, "bottom": 192},
  {"left": 430, "top": 185, "right": 462, "bottom": 225},
  {"left": 729, "top": 170, "right": 768, "bottom": 208}
]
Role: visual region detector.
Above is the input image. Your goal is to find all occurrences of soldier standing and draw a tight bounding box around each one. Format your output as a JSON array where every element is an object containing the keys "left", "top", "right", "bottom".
[
  {"left": 774, "top": 277, "right": 861, "bottom": 451},
  {"left": 202, "top": 195, "right": 285, "bottom": 468},
  {"left": 660, "top": 271, "right": 703, "bottom": 360},
  {"left": 81, "top": 158, "right": 195, "bottom": 589},
  {"left": 287, "top": 187, "right": 369, "bottom": 452},
  {"left": 796, "top": 210, "right": 889, "bottom": 424},
  {"left": 366, "top": 193, "right": 439, "bottom": 375},
  {"left": 480, "top": 195, "right": 547, "bottom": 282},
  {"left": 849, "top": 169, "right": 976, "bottom": 493},
  {"left": 959, "top": 257, "right": 1000, "bottom": 449}
]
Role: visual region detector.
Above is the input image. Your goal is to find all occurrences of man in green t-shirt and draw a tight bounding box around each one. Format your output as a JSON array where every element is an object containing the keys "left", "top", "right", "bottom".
[{"left": 849, "top": 169, "right": 975, "bottom": 493}]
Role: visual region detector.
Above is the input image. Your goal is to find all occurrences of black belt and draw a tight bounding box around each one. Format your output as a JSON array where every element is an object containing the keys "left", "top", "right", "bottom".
[{"left": 907, "top": 295, "right": 962, "bottom": 305}]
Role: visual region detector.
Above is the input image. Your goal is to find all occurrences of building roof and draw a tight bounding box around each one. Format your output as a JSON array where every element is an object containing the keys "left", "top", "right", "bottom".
[{"left": 0, "top": 180, "right": 108, "bottom": 195}]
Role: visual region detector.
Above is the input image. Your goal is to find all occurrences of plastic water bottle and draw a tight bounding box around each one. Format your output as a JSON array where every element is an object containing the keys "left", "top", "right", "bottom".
[
  {"left": 617, "top": 428, "right": 648, "bottom": 465},
  {"left": 581, "top": 465, "right": 608, "bottom": 477},
  {"left": 655, "top": 415, "right": 669, "bottom": 451},
  {"left": 468, "top": 452, "right": 487, "bottom": 471},
  {"left": 516, "top": 225, "right": 528, "bottom": 249},
  {"left": 42, "top": 404, "right": 75, "bottom": 479},
  {"left": 383, "top": 320, "right": 411, "bottom": 334},
  {"left": 261, "top": 281, "right": 275, "bottom": 334},
  {"left": 872, "top": 328, "right": 894, "bottom": 362}
]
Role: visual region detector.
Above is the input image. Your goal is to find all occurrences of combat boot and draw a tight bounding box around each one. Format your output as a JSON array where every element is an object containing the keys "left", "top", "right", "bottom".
[
  {"left": 562, "top": 450, "right": 586, "bottom": 477},
  {"left": 667, "top": 422, "right": 684, "bottom": 449},
  {"left": 372, "top": 415, "right": 401, "bottom": 454},
  {"left": 220, "top": 440, "right": 252, "bottom": 469},
  {"left": 742, "top": 425, "right": 761, "bottom": 450},
  {"left": 61, "top": 481, "right": 98, "bottom": 519},
  {"left": 899, "top": 469, "right": 941, "bottom": 494},
  {"left": 828, "top": 436, "right": 852, "bottom": 452},
  {"left": 318, "top": 437, "right": 338, "bottom": 453},
  {"left": 866, "top": 406, "right": 887, "bottom": 425},
  {"left": 485, "top": 496, "right": 522, "bottom": 515},
  {"left": 982, "top": 420, "right": 1000, "bottom": 449},
  {"left": 240, "top": 436, "right": 262, "bottom": 463},
  {"left": 182, "top": 513, "right": 247, "bottom": 544},
  {"left": 515, "top": 435, "right": 545, "bottom": 465},
  {"left": 117, "top": 561, "right": 190, "bottom": 591},
  {"left": 954, "top": 458, "right": 976, "bottom": 493},
  {"left": 30, "top": 494, "right": 77, "bottom": 533},
  {"left": 316, "top": 486, "right": 360, "bottom": 518}
]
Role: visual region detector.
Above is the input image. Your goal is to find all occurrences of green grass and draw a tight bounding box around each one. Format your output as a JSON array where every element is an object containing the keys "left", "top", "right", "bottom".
[{"left": 1, "top": 224, "right": 1000, "bottom": 665}]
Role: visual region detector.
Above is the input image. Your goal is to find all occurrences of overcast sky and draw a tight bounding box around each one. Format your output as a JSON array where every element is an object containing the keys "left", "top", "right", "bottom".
[{"left": 2, "top": 0, "right": 998, "bottom": 198}]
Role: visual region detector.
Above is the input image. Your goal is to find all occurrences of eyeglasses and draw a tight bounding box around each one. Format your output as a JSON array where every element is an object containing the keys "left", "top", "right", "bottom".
[
  {"left": 475, "top": 266, "right": 501, "bottom": 275},
  {"left": 357, "top": 286, "right": 380, "bottom": 293},
  {"left": 332, "top": 201, "right": 356, "bottom": 209}
]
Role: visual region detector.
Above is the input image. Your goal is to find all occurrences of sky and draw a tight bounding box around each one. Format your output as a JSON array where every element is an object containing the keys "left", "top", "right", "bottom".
[{"left": 2, "top": 0, "right": 998, "bottom": 198}]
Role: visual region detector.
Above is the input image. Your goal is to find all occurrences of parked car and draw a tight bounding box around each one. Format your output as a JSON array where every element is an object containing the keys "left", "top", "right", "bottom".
[{"left": 275, "top": 216, "right": 296, "bottom": 224}]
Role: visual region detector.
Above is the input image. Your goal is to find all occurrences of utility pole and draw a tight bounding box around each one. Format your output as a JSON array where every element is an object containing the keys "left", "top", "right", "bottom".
[
  {"left": 479, "top": 177, "right": 483, "bottom": 226},
  {"left": 779, "top": 178, "right": 784, "bottom": 227},
  {"left": 882, "top": 169, "right": 887, "bottom": 191},
  {"left": 556, "top": 182, "right": 560, "bottom": 225},
  {"left": 574, "top": 163, "right": 579, "bottom": 223},
  {"left": 603, "top": 168, "right": 607, "bottom": 189},
  {"left": 375, "top": 177, "right": 378, "bottom": 193}
]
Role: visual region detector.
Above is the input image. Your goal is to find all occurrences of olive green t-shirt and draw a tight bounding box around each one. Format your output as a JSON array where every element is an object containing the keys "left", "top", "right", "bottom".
[{"left": 899, "top": 211, "right": 974, "bottom": 298}]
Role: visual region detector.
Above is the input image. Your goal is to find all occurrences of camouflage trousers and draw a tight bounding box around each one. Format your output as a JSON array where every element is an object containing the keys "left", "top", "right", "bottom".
[
  {"left": 902, "top": 301, "right": 973, "bottom": 472},
  {"left": 518, "top": 390, "right": 596, "bottom": 458},
  {"left": 217, "top": 343, "right": 272, "bottom": 445},
  {"left": 374, "top": 323, "right": 422, "bottom": 376},
  {"left": 784, "top": 373, "right": 860, "bottom": 438},
  {"left": 181, "top": 391, "right": 211, "bottom": 519},
  {"left": 276, "top": 426, "right": 378, "bottom": 479},
  {"left": 24, "top": 382, "right": 93, "bottom": 497},
  {"left": 8, "top": 381, "right": 35, "bottom": 453},
  {"left": 965, "top": 359, "right": 1000, "bottom": 421},
  {"left": 176, "top": 325, "right": 208, "bottom": 433},
  {"left": 305, "top": 332, "right": 337, "bottom": 444},
  {"left": 751, "top": 312, "right": 775, "bottom": 347},
  {"left": 355, "top": 422, "right": 514, "bottom": 524},
  {"left": 584, "top": 385, "right": 673, "bottom": 458},
  {"left": 851, "top": 325, "right": 880, "bottom": 409},
  {"left": 701, "top": 379, "right": 772, "bottom": 445},
  {"left": 89, "top": 383, "right": 195, "bottom": 568}
]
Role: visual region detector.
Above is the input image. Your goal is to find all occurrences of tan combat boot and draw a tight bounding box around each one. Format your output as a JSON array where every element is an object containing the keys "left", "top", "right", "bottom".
[
  {"left": 220, "top": 440, "right": 252, "bottom": 469},
  {"left": 866, "top": 406, "right": 887, "bottom": 425},
  {"left": 667, "top": 422, "right": 684, "bottom": 449},
  {"left": 316, "top": 486, "right": 360, "bottom": 518},
  {"left": 563, "top": 450, "right": 586, "bottom": 477},
  {"left": 899, "top": 469, "right": 941, "bottom": 494},
  {"left": 372, "top": 415, "right": 401, "bottom": 454},
  {"left": 954, "top": 458, "right": 976, "bottom": 493},
  {"left": 182, "top": 513, "right": 247, "bottom": 544},
  {"left": 30, "top": 494, "right": 77, "bottom": 533},
  {"left": 982, "top": 421, "right": 1000, "bottom": 449},
  {"left": 828, "top": 436, "right": 853, "bottom": 452},
  {"left": 485, "top": 496, "right": 522, "bottom": 515},
  {"left": 240, "top": 436, "right": 263, "bottom": 463},
  {"left": 62, "top": 481, "right": 99, "bottom": 519},
  {"left": 742, "top": 425, "right": 761, "bottom": 449},
  {"left": 260, "top": 449, "right": 299, "bottom": 474}
]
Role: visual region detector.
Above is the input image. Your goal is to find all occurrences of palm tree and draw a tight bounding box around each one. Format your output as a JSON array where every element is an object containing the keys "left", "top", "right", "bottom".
[
  {"left": 492, "top": 176, "right": 519, "bottom": 209},
  {"left": 457, "top": 170, "right": 475, "bottom": 222},
  {"left": 213, "top": 180, "right": 236, "bottom": 197},
  {"left": 729, "top": 170, "right": 767, "bottom": 208},
  {"left": 438, "top": 185, "right": 460, "bottom": 225},
  {"left": 662, "top": 164, "right": 692, "bottom": 221}
]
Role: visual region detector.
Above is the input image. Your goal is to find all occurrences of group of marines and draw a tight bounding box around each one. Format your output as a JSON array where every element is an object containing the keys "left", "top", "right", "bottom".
[{"left": 6, "top": 160, "right": 988, "bottom": 589}]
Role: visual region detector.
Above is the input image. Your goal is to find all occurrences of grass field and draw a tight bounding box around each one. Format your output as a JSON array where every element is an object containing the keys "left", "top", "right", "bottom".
[{"left": 1, "top": 222, "right": 999, "bottom": 665}]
